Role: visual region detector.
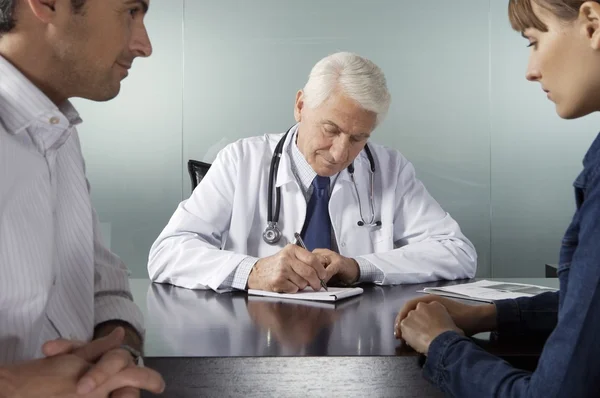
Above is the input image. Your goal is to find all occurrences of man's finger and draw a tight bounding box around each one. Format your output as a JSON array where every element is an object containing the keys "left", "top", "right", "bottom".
[
  {"left": 316, "top": 253, "right": 330, "bottom": 266},
  {"left": 289, "top": 260, "right": 322, "bottom": 291},
  {"left": 111, "top": 386, "right": 141, "bottom": 398},
  {"left": 292, "top": 247, "right": 327, "bottom": 279},
  {"left": 272, "top": 279, "right": 299, "bottom": 293},
  {"left": 73, "top": 327, "right": 125, "bottom": 363},
  {"left": 42, "top": 339, "right": 86, "bottom": 357},
  {"left": 278, "top": 264, "right": 309, "bottom": 291},
  {"left": 97, "top": 366, "right": 165, "bottom": 395},
  {"left": 76, "top": 348, "right": 132, "bottom": 395},
  {"left": 324, "top": 261, "right": 339, "bottom": 282}
]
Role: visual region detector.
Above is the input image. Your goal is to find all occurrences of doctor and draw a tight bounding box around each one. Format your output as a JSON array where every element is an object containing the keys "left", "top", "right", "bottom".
[{"left": 148, "top": 52, "right": 477, "bottom": 293}]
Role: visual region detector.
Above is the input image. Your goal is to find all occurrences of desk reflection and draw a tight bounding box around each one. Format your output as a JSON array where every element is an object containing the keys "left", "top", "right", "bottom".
[
  {"left": 145, "top": 281, "right": 469, "bottom": 357},
  {"left": 246, "top": 296, "right": 353, "bottom": 353}
]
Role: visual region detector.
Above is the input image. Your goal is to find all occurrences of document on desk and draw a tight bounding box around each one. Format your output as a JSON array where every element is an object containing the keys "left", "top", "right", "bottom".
[
  {"left": 248, "top": 287, "right": 364, "bottom": 302},
  {"left": 420, "top": 280, "right": 558, "bottom": 303}
]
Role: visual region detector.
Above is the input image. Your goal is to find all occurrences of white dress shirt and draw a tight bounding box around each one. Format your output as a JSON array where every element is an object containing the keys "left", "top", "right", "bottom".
[{"left": 0, "top": 56, "right": 143, "bottom": 364}]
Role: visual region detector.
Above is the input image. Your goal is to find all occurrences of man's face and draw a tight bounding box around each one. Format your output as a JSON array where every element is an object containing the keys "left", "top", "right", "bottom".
[
  {"left": 294, "top": 90, "right": 377, "bottom": 177},
  {"left": 50, "top": 0, "right": 152, "bottom": 101}
]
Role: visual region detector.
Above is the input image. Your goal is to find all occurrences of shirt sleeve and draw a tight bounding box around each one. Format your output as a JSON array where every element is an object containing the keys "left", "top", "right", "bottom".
[
  {"left": 219, "top": 256, "right": 259, "bottom": 290},
  {"left": 92, "top": 207, "right": 144, "bottom": 338},
  {"left": 355, "top": 257, "right": 385, "bottom": 283}
]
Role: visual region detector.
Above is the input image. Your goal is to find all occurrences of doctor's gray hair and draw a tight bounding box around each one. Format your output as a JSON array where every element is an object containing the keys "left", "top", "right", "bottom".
[{"left": 302, "top": 52, "right": 391, "bottom": 126}]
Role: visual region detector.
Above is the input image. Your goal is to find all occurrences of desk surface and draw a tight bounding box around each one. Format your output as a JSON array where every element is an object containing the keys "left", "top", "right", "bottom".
[
  {"left": 132, "top": 278, "right": 558, "bottom": 358},
  {"left": 135, "top": 278, "right": 557, "bottom": 397}
]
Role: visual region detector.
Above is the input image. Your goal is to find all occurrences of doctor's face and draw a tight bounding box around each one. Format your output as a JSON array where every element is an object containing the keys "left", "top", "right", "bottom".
[{"left": 294, "top": 91, "right": 377, "bottom": 177}]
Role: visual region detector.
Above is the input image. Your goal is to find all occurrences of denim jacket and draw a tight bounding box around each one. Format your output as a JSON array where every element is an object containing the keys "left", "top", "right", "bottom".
[{"left": 423, "top": 133, "right": 600, "bottom": 397}]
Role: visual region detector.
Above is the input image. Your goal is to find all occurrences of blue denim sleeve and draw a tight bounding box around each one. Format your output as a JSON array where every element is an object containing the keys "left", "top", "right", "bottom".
[
  {"left": 494, "top": 291, "right": 558, "bottom": 338},
  {"left": 422, "top": 167, "right": 600, "bottom": 397}
]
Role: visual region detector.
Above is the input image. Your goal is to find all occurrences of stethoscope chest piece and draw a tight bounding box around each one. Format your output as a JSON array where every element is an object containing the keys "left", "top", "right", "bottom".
[{"left": 263, "top": 221, "right": 282, "bottom": 245}]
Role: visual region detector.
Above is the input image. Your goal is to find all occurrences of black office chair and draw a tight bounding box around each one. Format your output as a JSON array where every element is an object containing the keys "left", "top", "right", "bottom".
[
  {"left": 545, "top": 263, "right": 558, "bottom": 278},
  {"left": 187, "top": 159, "right": 211, "bottom": 191}
]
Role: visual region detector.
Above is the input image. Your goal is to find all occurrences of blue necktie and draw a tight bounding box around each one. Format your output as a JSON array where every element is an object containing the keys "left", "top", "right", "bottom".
[{"left": 301, "top": 176, "right": 331, "bottom": 251}]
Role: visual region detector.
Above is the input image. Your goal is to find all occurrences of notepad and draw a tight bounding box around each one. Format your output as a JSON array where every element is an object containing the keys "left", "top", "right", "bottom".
[{"left": 247, "top": 286, "right": 364, "bottom": 302}]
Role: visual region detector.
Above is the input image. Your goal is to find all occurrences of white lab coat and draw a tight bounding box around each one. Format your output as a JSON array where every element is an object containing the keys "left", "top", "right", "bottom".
[{"left": 148, "top": 131, "right": 477, "bottom": 291}]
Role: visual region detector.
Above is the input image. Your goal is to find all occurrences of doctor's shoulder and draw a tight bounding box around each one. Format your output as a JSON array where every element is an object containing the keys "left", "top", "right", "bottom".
[
  {"left": 211, "top": 134, "right": 278, "bottom": 170},
  {"left": 365, "top": 141, "right": 409, "bottom": 174}
]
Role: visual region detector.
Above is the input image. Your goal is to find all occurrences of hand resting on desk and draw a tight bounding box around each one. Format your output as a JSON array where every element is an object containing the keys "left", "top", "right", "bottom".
[{"left": 394, "top": 295, "right": 498, "bottom": 355}]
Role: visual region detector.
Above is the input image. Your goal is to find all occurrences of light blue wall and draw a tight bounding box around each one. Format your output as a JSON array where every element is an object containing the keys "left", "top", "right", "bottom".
[
  {"left": 73, "top": 0, "right": 184, "bottom": 277},
  {"left": 489, "top": 1, "right": 600, "bottom": 277},
  {"left": 76, "top": 1, "right": 599, "bottom": 278}
]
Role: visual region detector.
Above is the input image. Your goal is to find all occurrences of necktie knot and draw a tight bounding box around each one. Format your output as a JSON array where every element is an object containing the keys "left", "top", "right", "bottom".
[{"left": 313, "top": 175, "right": 330, "bottom": 190}]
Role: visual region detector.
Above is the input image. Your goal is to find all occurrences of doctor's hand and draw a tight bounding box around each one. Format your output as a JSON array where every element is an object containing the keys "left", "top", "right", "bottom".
[
  {"left": 312, "top": 249, "right": 360, "bottom": 286},
  {"left": 397, "top": 301, "right": 464, "bottom": 355},
  {"left": 394, "top": 295, "right": 497, "bottom": 341},
  {"left": 248, "top": 244, "right": 328, "bottom": 293}
]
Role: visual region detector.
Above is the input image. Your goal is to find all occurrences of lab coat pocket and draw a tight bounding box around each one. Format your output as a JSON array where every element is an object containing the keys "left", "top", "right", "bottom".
[
  {"left": 370, "top": 223, "right": 394, "bottom": 252},
  {"left": 341, "top": 223, "right": 393, "bottom": 257}
]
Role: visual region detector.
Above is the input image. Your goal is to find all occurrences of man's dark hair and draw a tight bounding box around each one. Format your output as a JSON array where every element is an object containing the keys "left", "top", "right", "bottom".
[{"left": 0, "top": 0, "right": 87, "bottom": 35}]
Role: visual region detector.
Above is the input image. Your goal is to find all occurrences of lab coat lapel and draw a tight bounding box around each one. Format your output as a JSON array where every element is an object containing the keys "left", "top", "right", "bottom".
[{"left": 274, "top": 128, "right": 307, "bottom": 240}]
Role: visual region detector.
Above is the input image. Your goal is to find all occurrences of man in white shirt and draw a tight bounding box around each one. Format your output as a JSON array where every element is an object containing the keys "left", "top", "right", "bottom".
[
  {"left": 149, "top": 52, "right": 477, "bottom": 293},
  {"left": 0, "top": 0, "right": 164, "bottom": 396}
]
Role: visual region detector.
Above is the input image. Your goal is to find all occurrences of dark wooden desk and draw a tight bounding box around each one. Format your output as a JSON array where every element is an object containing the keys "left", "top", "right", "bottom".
[{"left": 131, "top": 278, "right": 558, "bottom": 397}]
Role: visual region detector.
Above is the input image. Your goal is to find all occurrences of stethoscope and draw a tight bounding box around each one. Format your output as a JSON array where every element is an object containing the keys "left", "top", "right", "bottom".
[{"left": 263, "top": 127, "right": 381, "bottom": 245}]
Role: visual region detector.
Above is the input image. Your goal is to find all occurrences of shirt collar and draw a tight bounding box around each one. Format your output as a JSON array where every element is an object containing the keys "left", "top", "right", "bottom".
[
  {"left": 0, "top": 55, "right": 82, "bottom": 136},
  {"left": 287, "top": 125, "right": 342, "bottom": 195},
  {"left": 288, "top": 127, "right": 317, "bottom": 195}
]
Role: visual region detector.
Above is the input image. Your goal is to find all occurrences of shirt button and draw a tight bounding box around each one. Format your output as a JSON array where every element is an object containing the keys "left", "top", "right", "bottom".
[
  {"left": 341, "top": 242, "right": 346, "bottom": 247},
  {"left": 49, "top": 116, "right": 60, "bottom": 125}
]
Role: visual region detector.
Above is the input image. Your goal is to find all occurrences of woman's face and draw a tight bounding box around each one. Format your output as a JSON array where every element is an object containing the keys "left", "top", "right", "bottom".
[{"left": 523, "top": 2, "right": 600, "bottom": 119}]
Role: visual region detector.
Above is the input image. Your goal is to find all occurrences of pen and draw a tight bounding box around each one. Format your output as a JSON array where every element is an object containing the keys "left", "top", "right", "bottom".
[{"left": 294, "top": 232, "right": 328, "bottom": 292}]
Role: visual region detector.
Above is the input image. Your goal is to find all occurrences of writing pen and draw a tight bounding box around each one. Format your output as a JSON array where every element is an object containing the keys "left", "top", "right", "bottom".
[{"left": 294, "top": 232, "right": 328, "bottom": 292}]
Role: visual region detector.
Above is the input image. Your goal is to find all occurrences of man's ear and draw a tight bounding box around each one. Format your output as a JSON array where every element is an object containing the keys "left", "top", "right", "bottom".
[
  {"left": 24, "top": 0, "right": 63, "bottom": 23},
  {"left": 579, "top": 1, "right": 600, "bottom": 50},
  {"left": 294, "top": 90, "right": 304, "bottom": 122}
]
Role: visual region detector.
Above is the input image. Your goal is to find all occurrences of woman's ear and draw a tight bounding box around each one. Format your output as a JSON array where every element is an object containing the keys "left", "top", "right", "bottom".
[{"left": 580, "top": 1, "right": 600, "bottom": 50}]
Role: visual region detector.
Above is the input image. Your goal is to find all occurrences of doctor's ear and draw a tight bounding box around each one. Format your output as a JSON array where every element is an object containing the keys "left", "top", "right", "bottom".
[{"left": 294, "top": 90, "right": 305, "bottom": 122}]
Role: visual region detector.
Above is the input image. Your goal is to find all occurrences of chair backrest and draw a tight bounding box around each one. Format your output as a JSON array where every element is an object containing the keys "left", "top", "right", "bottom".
[{"left": 187, "top": 160, "right": 212, "bottom": 191}]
